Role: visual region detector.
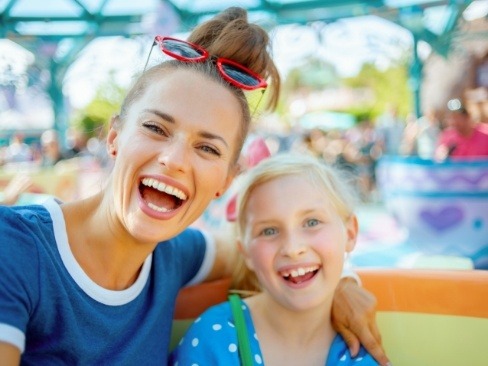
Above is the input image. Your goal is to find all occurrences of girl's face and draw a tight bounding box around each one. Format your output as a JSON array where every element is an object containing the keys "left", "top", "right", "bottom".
[
  {"left": 107, "top": 68, "right": 241, "bottom": 243},
  {"left": 240, "top": 175, "right": 357, "bottom": 312}
]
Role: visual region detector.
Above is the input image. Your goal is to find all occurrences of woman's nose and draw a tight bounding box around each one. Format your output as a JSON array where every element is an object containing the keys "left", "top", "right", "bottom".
[{"left": 157, "top": 138, "right": 190, "bottom": 173}]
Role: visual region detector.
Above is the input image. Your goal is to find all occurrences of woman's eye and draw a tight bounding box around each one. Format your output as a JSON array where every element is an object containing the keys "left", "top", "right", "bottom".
[
  {"left": 143, "top": 122, "right": 166, "bottom": 135},
  {"left": 305, "top": 218, "right": 320, "bottom": 227},
  {"left": 200, "top": 145, "right": 221, "bottom": 157}
]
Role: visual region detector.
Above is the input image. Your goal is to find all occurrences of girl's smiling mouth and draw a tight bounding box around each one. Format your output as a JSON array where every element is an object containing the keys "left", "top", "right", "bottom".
[{"left": 279, "top": 265, "right": 320, "bottom": 284}]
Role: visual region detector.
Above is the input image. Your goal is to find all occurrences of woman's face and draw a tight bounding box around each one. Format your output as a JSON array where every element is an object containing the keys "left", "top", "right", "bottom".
[{"left": 107, "top": 68, "right": 241, "bottom": 243}]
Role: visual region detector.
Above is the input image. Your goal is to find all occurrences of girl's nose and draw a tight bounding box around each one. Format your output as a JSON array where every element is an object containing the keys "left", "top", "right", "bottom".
[{"left": 280, "top": 232, "right": 307, "bottom": 258}]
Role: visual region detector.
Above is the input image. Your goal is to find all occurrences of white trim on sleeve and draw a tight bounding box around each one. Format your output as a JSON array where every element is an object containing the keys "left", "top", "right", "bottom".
[
  {"left": 0, "top": 323, "right": 25, "bottom": 353},
  {"left": 185, "top": 230, "right": 216, "bottom": 287}
]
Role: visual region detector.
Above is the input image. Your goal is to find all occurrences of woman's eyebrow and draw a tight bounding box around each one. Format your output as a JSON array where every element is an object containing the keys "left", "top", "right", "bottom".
[
  {"left": 199, "top": 131, "right": 229, "bottom": 148},
  {"left": 143, "top": 109, "right": 175, "bottom": 123},
  {"left": 143, "top": 108, "right": 228, "bottom": 148}
]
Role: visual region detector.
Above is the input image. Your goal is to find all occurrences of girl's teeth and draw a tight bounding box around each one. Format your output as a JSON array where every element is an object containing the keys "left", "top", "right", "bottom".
[{"left": 282, "top": 266, "right": 319, "bottom": 278}]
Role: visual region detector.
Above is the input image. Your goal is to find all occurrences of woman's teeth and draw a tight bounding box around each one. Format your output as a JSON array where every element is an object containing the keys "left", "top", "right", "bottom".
[{"left": 141, "top": 178, "right": 187, "bottom": 200}]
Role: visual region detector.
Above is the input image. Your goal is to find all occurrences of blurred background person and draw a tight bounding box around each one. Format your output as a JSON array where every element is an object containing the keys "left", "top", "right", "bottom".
[
  {"left": 401, "top": 108, "right": 441, "bottom": 159},
  {"left": 3, "top": 133, "right": 33, "bottom": 164},
  {"left": 435, "top": 99, "right": 488, "bottom": 160},
  {"left": 376, "top": 105, "right": 405, "bottom": 156},
  {"left": 39, "top": 129, "right": 69, "bottom": 167},
  {"left": 0, "top": 173, "right": 33, "bottom": 206}
]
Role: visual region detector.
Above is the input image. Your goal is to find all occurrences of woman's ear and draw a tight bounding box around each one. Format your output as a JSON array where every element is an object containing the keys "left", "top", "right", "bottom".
[
  {"left": 345, "top": 214, "right": 359, "bottom": 253},
  {"left": 106, "top": 115, "right": 120, "bottom": 158},
  {"left": 215, "top": 164, "right": 238, "bottom": 200}
]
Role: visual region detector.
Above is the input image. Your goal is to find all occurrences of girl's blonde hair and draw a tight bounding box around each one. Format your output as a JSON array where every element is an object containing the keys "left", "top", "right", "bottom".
[{"left": 231, "top": 153, "right": 358, "bottom": 294}]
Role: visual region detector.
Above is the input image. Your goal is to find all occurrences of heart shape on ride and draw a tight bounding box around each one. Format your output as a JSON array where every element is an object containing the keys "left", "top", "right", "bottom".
[{"left": 419, "top": 206, "right": 464, "bottom": 232}]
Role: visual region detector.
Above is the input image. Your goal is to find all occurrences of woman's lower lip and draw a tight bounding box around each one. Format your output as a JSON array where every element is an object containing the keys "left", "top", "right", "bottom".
[{"left": 137, "top": 193, "right": 182, "bottom": 220}]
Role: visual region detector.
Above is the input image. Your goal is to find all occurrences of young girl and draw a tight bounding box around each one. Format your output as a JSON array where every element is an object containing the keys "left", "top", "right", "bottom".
[{"left": 171, "top": 153, "right": 378, "bottom": 365}]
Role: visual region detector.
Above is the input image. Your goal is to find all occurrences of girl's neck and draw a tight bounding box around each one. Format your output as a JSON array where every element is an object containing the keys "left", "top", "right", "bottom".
[{"left": 245, "top": 292, "right": 336, "bottom": 365}]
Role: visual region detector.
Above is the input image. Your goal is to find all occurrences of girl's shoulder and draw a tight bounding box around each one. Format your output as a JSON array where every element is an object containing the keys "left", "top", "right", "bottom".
[
  {"left": 170, "top": 301, "right": 241, "bottom": 365},
  {"left": 327, "top": 334, "right": 379, "bottom": 366},
  {"left": 194, "top": 299, "right": 234, "bottom": 326}
]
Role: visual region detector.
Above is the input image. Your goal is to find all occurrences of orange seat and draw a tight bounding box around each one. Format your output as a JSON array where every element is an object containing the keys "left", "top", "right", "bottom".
[{"left": 173, "top": 269, "right": 488, "bottom": 365}]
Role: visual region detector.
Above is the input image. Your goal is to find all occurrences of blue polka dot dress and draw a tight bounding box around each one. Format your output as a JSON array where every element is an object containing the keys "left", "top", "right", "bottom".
[{"left": 169, "top": 297, "right": 378, "bottom": 365}]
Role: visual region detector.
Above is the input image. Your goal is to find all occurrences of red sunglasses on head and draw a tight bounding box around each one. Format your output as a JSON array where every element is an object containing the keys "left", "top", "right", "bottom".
[{"left": 144, "top": 36, "right": 268, "bottom": 91}]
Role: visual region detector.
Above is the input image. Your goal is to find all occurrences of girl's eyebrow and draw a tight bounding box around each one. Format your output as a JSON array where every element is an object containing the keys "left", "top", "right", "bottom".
[{"left": 143, "top": 108, "right": 229, "bottom": 148}]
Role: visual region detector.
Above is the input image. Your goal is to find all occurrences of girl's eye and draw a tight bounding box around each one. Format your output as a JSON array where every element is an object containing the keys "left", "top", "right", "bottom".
[
  {"left": 261, "top": 227, "right": 277, "bottom": 236},
  {"left": 200, "top": 145, "right": 221, "bottom": 157},
  {"left": 305, "top": 218, "right": 320, "bottom": 227}
]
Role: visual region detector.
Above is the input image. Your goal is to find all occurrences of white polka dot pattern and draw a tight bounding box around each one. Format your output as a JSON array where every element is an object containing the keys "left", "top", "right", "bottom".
[
  {"left": 255, "top": 354, "right": 263, "bottom": 364},
  {"left": 169, "top": 299, "right": 379, "bottom": 365}
]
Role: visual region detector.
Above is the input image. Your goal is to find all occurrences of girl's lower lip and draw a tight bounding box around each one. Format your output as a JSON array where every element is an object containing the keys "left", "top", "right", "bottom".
[
  {"left": 137, "top": 191, "right": 183, "bottom": 220},
  {"left": 281, "top": 270, "right": 319, "bottom": 289}
]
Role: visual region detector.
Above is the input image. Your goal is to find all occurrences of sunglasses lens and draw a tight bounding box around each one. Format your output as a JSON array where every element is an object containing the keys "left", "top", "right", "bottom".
[
  {"left": 220, "top": 63, "right": 262, "bottom": 88},
  {"left": 162, "top": 39, "right": 204, "bottom": 59}
]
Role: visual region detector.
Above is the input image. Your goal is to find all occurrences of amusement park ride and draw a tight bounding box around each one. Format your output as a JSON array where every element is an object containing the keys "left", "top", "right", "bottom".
[{"left": 1, "top": 2, "right": 487, "bottom": 364}]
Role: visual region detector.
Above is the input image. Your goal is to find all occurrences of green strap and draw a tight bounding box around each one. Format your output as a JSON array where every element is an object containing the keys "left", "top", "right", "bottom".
[{"left": 228, "top": 294, "right": 254, "bottom": 366}]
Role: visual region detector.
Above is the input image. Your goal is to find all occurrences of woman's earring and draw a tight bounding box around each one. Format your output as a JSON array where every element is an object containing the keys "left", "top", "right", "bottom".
[
  {"left": 215, "top": 192, "right": 221, "bottom": 198},
  {"left": 109, "top": 146, "right": 117, "bottom": 157}
]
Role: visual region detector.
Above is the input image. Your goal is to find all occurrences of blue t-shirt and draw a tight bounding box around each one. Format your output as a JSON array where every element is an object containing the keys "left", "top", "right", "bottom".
[
  {"left": 170, "top": 297, "right": 378, "bottom": 365},
  {"left": 0, "top": 198, "right": 214, "bottom": 364}
]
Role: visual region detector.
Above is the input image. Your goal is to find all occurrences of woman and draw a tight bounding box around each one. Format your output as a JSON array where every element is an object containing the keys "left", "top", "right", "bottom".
[{"left": 0, "top": 7, "right": 386, "bottom": 365}]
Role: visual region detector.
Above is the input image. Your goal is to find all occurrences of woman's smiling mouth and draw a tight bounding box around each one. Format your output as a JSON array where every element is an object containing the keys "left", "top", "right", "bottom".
[{"left": 139, "top": 178, "right": 187, "bottom": 212}]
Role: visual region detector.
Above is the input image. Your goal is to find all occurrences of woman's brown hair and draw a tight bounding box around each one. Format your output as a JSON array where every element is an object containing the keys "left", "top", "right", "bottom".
[{"left": 117, "top": 7, "right": 280, "bottom": 164}]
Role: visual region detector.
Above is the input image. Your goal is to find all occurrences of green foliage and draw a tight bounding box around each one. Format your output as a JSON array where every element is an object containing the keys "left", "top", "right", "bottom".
[
  {"left": 284, "top": 56, "right": 340, "bottom": 91},
  {"left": 280, "top": 54, "right": 413, "bottom": 125},
  {"left": 70, "top": 73, "right": 126, "bottom": 138},
  {"left": 340, "top": 105, "right": 375, "bottom": 123},
  {"left": 342, "top": 60, "right": 412, "bottom": 119}
]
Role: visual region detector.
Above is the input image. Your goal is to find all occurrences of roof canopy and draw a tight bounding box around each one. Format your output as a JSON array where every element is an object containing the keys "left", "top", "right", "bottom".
[
  {"left": 0, "top": 0, "right": 481, "bottom": 135},
  {"left": 1, "top": 0, "right": 476, "bottom": 57}
]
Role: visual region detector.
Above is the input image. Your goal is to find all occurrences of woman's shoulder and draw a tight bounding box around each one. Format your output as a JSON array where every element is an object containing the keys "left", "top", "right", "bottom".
[
  {"left": 0, "top": 201, "right": 53, "bottom": 232},
  {"left": 0, "top": 199, "right": 59, "bottom": 265}
]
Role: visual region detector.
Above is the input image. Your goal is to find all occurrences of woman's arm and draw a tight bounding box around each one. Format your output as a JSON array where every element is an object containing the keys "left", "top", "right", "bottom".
[
  {"left": 0, "top": 342, "right": 21, "bottom": 365},
  {"left": 332, "top": 277, "right": 390, "bottom": 366}
]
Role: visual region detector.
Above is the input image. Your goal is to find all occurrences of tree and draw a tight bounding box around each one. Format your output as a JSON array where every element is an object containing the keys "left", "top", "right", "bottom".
[
  {"left": 342, "top": 59, "right": 412, "bottom": 119},
  {"left": 70, "top": 72, "right": 126, "bottom": 139}
]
